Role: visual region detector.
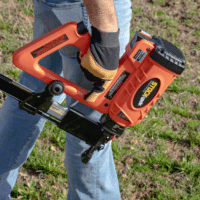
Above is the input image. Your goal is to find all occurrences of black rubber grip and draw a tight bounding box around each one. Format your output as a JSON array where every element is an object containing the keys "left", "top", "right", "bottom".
[{"left": 77, "top": 21, "right": 88, "bottom": 35}]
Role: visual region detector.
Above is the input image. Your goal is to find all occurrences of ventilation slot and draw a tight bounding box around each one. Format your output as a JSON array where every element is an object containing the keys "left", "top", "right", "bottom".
[{"left": 133, "top": 49, "right": 147, "bottom": 63}]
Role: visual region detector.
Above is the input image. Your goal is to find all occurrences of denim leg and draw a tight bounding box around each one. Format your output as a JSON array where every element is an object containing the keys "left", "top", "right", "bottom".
[
  {"left": 62, "top": 1, "right": 132, "bottom": 199},
  {"left": 0, "top": 0, "right": 132, "bottom": 199},
  {"left": 0, "top": 11, "right": 66, "bottom": 200}
]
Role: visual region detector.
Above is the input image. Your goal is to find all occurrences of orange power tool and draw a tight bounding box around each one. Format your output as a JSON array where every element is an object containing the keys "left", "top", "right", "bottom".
[{"left": 0, "top": 21, "right": 186, "bottom": 163}]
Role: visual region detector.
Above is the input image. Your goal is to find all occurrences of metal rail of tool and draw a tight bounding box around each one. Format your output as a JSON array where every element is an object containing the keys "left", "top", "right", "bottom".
[{"left": 0, "top": 74, "right": 124, "bottom": 163}]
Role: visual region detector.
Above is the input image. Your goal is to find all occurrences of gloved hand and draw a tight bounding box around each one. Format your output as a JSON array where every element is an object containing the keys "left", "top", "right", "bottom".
[{"left": 77, "top": 26, "right": 120, "bottom": 102}]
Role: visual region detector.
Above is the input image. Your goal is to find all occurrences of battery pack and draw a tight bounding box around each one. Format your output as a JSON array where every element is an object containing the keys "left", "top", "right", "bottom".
[{"left": 107, "top": 30, "right": 186, "bottom": 127}]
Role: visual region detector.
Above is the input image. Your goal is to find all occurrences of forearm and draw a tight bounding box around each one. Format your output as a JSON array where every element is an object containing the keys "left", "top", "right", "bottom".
[{"left": 83, "top": 0, "right": 118, "bottom": 32}]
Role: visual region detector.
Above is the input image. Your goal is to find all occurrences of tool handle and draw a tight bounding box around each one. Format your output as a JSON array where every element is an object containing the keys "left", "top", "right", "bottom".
[{"left": 13, "top": 21, "right": 97, "bottom": 108}]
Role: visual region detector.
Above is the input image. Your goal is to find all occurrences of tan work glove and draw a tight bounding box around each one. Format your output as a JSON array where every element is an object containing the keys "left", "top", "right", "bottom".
[{"left": 77, "top": 26, "right": 120, "bottom": 102}]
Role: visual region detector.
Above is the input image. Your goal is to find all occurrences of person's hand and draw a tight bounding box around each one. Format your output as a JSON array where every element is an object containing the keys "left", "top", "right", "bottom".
[{"left": 77, "top": 26, "right": 120, "bottom": 102}]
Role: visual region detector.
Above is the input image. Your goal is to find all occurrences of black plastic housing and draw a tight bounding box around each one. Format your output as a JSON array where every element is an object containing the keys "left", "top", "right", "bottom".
[
  {"left": 131, "top": 31, "right": 186, "bottom": 75},
  {"left": 150, "top": 36, "right": 186, "bottom": 75}
]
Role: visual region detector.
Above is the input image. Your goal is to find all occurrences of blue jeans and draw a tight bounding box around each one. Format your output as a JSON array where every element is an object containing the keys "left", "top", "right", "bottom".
[{"left": 0, "top": 0, "right": 132, "bottom": 199}]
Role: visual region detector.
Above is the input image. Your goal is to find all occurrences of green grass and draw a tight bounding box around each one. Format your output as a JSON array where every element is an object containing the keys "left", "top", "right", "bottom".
[
  {"left": 0, "top": 0, "right": 200, "bottom": 199},
  {"left": 149, "top": 0, "right": 166, "bottom": 5},
  {"left": 194, "top": 29, "right": 200, "bottom": 37}
]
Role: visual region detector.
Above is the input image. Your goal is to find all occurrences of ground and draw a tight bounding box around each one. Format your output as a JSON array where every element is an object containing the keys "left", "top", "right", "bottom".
[{"left": 0, "top": 0, "right": 200, "bottom": 199}]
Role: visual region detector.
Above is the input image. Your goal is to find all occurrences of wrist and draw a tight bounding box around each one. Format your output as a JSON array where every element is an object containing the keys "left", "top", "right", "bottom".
[
  {"left": 83, "top": 0, "right": 118, "bottom": 33},
  {"left": 91, "top": 21, "right": 118, "bottom": 33}
]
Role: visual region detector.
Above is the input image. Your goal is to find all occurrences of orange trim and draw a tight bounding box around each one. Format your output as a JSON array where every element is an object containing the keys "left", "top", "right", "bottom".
[{"left": 13, "top": 23, "right": 180, "bottom": 128}]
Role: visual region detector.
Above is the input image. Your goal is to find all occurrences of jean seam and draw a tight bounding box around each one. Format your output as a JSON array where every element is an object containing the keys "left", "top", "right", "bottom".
[
  {"left": 82, "top": 5, "right": 88, "bottom": 28},
  {"left": 96, "top": 158, "right": 100, "bottom": 200}
]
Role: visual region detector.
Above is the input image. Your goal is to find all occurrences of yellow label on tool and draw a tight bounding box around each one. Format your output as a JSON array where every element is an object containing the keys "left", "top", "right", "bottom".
[{"left": 142, "top": 81, "right": 158, "bottom": 98}]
